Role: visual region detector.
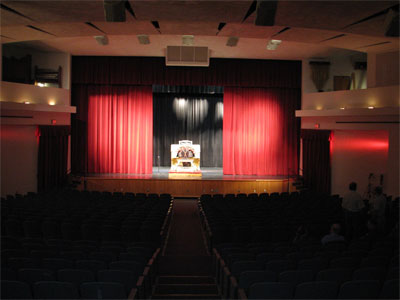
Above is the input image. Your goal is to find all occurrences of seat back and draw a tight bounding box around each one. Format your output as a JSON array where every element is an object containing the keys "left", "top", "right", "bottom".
[
  {"left": 231, "top": 261, "right": 264, "bottom": 279},
  {"left": 57, "top": 269, "right": 95, "bottom": 286},
  {"left": 248, "top": 282, "right": 293, "bottom": 299},
  {"left": 338, "top": 280, "right": 381, "bottom": 299},
  {"left": 97, "top": 270, "right": 138, "bottom": 293},
  {"left": 33, "top": 281, "right": 79, "bottom": 299},
  {"left": 80, "top": 282, "right": 127, "bottom": 299},
  {"left": 316, "top": 268, "right": 353, "bottom": 284},
  {"left": 352, "top": 267, "right": 386, "bottom": 281},
  {"left": 379, "top": 279, "right": 399, "bottom": 299},
  {"left": 1, "top": 280, "right": 32, "bottom": 299},
  {"left": 18, "top": 268, "right": 55, "bottom": 286},
  {"left": 279, "top": 270, "right": 314, "bottom": 285},
  {"left": 238, "top": 270, "right": 276, "bottom": 294},
  {"left": 294, "top": 281, "right": 338, "bottom": 299},
  {"left": 265, "top": 259, "right": 295, "bottom": 275}
]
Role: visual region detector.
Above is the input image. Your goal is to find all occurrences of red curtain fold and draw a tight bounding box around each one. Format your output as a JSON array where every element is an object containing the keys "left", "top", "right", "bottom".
[
  {"left": 301, "top": 129, "right": 332, "bottom": 194},
  {"left": 87, "top": 85, "right": 153, "bottom": 174},
  {"left": 223, "top": 87, "right": 300, "bottom": 175},
  {"left": 72, "top": 56, "right": 301, "bottom": 89}
]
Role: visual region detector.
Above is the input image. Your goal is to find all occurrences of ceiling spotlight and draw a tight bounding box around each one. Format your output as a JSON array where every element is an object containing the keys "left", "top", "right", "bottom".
[
  {"left": 182, "top": 35, "right": 194, "bottom": 46},
  {"left": 368, "top": 106, "right": 374, "bottom": 109},
  {"left": 226, "top": 37, "right": 239, "bottom": 47},
  {"left": 94, "top": 35, "right": 109, "bottom": 46},
  {"left": 266, "top": 39, "right": 281, "bottom": 50},
  {"left": 137, "top": 34, "right": 150, "bottom": 45},
  {"left": 340, "top": 107, "right": 345, "bottom": 110}
]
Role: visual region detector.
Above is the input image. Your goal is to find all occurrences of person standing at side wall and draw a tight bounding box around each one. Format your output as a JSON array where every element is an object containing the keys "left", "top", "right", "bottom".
[
  {"left": 369, "top": 186, "right": 386, "bottom": 233},
  {"left": 342, "top": 182, "right": 365, "bottom": 240}
]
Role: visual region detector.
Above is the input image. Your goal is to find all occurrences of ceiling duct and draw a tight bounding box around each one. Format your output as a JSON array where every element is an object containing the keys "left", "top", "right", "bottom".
[
  {"left": 255, "top": 0, "right": 278, "bottom": 26},
  {"left": 182, "top": 35, "right": 194, "bottom": 46},
  {"left": 384, "top": 8, "right": 399, "bottom": 37},
  {"left": 104, "top": 0, "right": 126, "bottom": 22},
  {"left": 166, "top": 46, "right": 209, "bottom": 67}
]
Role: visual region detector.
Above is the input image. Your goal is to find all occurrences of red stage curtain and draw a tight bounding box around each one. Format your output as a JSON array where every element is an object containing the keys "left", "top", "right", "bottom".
[
  {"left": 87, "top": 85, "right": 153, "bottom": 174},
  {"left": 301, "top": 129, "right": 332, "bottom": 195},
  {"left": 223, "top": 87, "right": 300, "bottom": 175},
  {"left": 37, "top": 125, "right": 70, "bottom": 192}
]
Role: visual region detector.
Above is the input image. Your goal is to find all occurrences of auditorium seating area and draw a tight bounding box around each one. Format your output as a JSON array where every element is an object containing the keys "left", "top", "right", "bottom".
[
  {"left": 1, "top": 190, "right": 172, "bottom": 299},
  {"left": 199, "top": 192, "right": 399, "bottom": 299}
]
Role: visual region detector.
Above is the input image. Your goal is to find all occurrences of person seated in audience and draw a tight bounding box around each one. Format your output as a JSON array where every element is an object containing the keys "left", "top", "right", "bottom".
[
  {"left": 369, "top": 186, "right": 386, "bottom": 233},
  {"left": 321, "top": 223, "right": 345, "bottom": 245},
  {"left": 342, "top": 182, "right": 365, "bottom": 240}
]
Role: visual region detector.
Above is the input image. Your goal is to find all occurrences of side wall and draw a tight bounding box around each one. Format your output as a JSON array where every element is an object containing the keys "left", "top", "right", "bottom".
[
  {"left": 1, "top": 125, "right": 38, "bottom": 196},
  {"left": 331, "top": 130, "right": 389, "bottom": 197}
]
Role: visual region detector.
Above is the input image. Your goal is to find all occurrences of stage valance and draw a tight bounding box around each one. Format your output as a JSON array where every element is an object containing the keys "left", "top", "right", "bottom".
[{"left": 72, "top": 56, "right": 301, "bottom": 89}]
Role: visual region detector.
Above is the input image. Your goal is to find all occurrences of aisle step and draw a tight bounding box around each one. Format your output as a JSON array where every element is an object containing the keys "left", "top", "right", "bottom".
[
  {"left": 158, "top": 275, "right": 215, "bottom": 284},
  {"left": 152, "top": 293, "right": 220, "bottom": 299},
  {"left": 155, "top": 283, "right": 218, "bottom": 294},
  {"left": 159, "top": 255, "right": 212, "bottom": 275}
]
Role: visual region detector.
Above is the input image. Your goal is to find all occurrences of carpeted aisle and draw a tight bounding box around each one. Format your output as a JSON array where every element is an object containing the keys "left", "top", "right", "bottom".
[
  {"left": 152, "top": 199, "right": 220, "bottom": 299},
  {"left": 164, "top": 199, "right": 208, "bottom": 256}
]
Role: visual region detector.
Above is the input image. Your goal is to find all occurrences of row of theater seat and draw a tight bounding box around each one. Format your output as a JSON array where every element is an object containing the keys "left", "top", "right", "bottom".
[
  {"left": 212, "top": 242, "right": 398, "bottom": 299},
  {"left": 1, "top": 190, "right": 173, "bottom": 299},
  {"left": 198, "top": 192, "right": 399, "bottom": 299},
  {"left": 199, "top": 192, "right": 344, "bottom": 246},
  {"left": 2, "top": 248, "right": 160, "bottom": 299},
  {"left": 2, "top": 191, "right": 172, "bottom": 244}
]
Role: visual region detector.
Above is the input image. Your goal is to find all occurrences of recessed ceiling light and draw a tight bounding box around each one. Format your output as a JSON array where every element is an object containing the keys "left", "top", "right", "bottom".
[
  {"left": 94, "top": 35, "right": 109, "bottom": 46},
  {"left": 226, "top": 37, "right": 239, "bottom": 47},
  {"left": 137, "top": 34, "right": 150, "bottom": 45},
  {"left": 340, "top": 107, "right": 345, "bottom": 110},
  {"left": 368, "top": 106, "right": 374, "bottom": 109},
  {"left": 267, "top": 39, "right": 281, "bottom": 50}
]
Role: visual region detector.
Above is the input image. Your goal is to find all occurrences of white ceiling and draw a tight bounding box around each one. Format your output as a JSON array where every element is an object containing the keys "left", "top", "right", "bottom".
[{"left": 1, "top": 0, "right": 399, "bottom": 59}]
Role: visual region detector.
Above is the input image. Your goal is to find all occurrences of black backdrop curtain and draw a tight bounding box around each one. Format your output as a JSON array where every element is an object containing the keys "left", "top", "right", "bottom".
[
  {"left": 37, "top": 125, "right": 70, "bottom": 192},
  {"left": 302, "top": 129, "right": 332, "bottom": 195},
  {"left": 153, "top": 93, "right": 223, "bottom": 167},
  {"left": 72, "top": 57, "right": 301, "bottom": 88},
  {"left": 71, "top": 85, "right": 88, "bottom": 174}
]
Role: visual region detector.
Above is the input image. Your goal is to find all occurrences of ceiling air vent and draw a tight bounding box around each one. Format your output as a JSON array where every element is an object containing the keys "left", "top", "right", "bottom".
[{"left": 166, "top": 46, "right": 209, "bottom": 67}]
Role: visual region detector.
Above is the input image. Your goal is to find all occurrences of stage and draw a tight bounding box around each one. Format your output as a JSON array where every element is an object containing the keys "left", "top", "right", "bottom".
[{"left": 81, "top": 168, "right": 297, "bottom": 197}]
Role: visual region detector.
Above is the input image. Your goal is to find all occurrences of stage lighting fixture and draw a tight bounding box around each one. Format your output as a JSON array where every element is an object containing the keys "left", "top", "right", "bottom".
[
  {"left": 182, "top": 35, "right": 194, "bottom": 46},
  {"left": 137, "top": 34, "right": 150, "bottom": 45},
  {"left": 266, "top": 39, "right": 281, "bottom": 50},
  {"left": 226, "top": 37, "right": 239, "bottom": 47},
  {"left": 94, "top": 35, "right": 109, "bottom": 46}
]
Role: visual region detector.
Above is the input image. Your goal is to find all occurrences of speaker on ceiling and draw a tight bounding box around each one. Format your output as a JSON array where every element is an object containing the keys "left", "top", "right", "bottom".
[
  {"left": 104, "top": 0, "right": 126, "bottom": 22},
  {"left": 384, "top": 8, "right": 399, "bottom": 37},
  {"left": 254, "top": 0, "right": 278, "bottom": 26}
]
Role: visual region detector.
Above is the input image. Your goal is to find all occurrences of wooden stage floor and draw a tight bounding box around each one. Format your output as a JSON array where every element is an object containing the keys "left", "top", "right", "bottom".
[{"left": 82, "top": 167, "right": 296, "bottom": 197}]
